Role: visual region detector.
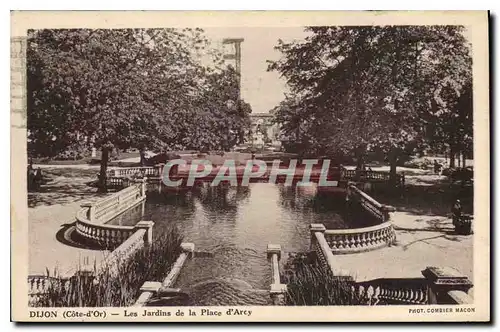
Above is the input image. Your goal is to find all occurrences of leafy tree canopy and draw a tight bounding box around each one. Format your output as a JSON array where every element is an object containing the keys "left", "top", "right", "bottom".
[{"left": 268, "top": 26, "right": 472, "bottom": 169}]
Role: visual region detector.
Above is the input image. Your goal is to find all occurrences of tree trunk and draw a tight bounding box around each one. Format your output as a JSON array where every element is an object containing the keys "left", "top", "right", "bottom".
[
  {"left": 449, "top": 145, "right": 456, "bottom": 168},
  {"left": 356, "top": 154, "right": 365, "bottom": 170},
  {"left": 389, "top": 149, "right": 398, "bottom": 184},
  {"left": 98, "top": 147, "right": 109, "bottom": 192},
  {"left": 462, "top": 152, "right": 466, "bottom": 168},
  {"left": 139, "top": 148, "right": 146, "bottom": 166},
  {"left": 355, "top": 145, "right": 366, "bottom": 170}
]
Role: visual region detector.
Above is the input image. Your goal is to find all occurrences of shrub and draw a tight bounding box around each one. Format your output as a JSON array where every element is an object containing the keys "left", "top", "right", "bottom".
[
  {"left": 281, "top": 252, "right": 367, "bottom": 306},
  {"left": 53, "top": 142, "right": 90, "bottom": 161},
  {"left": 403, "top": 158, "right": 435, "bottom": 170},
  {"left": 32, "top": 225, "right": 183, "bottom": 307},
  {"left": 442, "top": 167, "right": 474, "bottom": 182}
]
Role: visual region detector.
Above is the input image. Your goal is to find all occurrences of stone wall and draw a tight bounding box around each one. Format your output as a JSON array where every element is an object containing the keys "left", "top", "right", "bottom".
[{"left": 11, "top": 37, "right": 27, "bottom": 130}]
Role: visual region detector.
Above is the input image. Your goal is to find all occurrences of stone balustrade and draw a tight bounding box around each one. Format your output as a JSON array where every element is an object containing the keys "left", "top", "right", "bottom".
[
  {"left": 75, "top": 179, "right": 147, "bottom": 249},
  {"left": 28, "top": 221, "right": 155, "bottom": 305},
  {"left": 310, "top": 224, "right": 353, "bottom": 278},
  {"left": 107, "top": 165, "right": 164, "bottom": 178},
  {"left": 341, "top": 168, "right": 404, "bottom": 187},
  {"left": 421, "top": 266, "right": 474, "bottom": 304},
  {"left": 324, "top": 222, "right": 396, "bottom": 254},
  {"left": 106, "top": 176, "right": 126, "bottom": 189},
  {"left": 308, "top": 184, "right": 397, "bottom": 255},
  {"left": 352, "top": 267, "right": 473, "bottom": 305},
  {"left": 29, "top": 179, "right": 153, "bottom": 305},
  {"left": 27, "top": 275, "right": 69, "bottom": 306},
  {"left": 310, "top": 223, "right": 473, "bottom": 305},
  {"left": 134, "top": 243, "right": 195, "bottom": 307},
  {"left": 28, "top": 275, "right": 66, "bottom": 296},
  {"left": 347, "top": 184, "right": 395, "bottom": 222},
  {"left": 266, "top": 244, "right": 287, "bottom": 305},
  {"left": 99, "top": 221, "right": 154, "bottom": 274},
  {"left": 353, "top": 277, "right": 428, "bottom": 305}
]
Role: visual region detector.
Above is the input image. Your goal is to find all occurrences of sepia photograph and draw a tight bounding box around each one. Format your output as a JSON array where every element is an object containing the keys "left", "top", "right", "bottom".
[{"left": 10, "top": 11, "right": 490, "bottom": 322}]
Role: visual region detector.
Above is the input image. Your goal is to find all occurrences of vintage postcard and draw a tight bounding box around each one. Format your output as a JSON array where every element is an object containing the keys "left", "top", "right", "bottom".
[{"left": 11, "top": 11, "right": 490, "bottom": 322}]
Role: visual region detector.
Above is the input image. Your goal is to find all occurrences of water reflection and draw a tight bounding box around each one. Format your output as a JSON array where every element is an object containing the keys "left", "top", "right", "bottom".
[{"left": 108, "top": 183, "right": 378, "bottom": 303}]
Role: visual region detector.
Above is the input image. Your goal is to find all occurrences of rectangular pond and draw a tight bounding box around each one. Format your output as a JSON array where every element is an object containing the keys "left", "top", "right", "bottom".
[{"left": 106, "top": 182, "right": 380, "bottom": 305}]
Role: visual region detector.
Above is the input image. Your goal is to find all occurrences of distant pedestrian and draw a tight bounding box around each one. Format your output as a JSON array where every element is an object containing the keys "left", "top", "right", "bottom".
[
  {"left": 434, "top": 160, "right": 442, "bottom": 174},
  {"left": 452, "top": 199, "right": 462, "bottom": 226}
]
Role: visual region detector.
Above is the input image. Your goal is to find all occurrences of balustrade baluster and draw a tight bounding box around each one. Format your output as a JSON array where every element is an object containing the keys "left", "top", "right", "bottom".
[
  {"left": 412, "top": 289, "right": 421, "bottom": 303},
  {"left": 358, "top": 285, "right": 365, "bottom": 298},
  {"left": 367, "top": 285, "right": 374, "bottom": 299},
  {"left": 396, "top": 289, "right": 404, "bottom": 302},
  {"left": 349, "top": 235, "right": 356, "bottom": 249},
  {"left": 337, "top": 236, "right": 343, "bottom": 249},
  {"left": 104, "top": 230, "right": 110, "bottom": 247},
  {"left": 379, "top": 287, "right": 387, "bottom": 300},
  {"left": 402, "top": 289, "right": 409, "bottom": 302},
  {"left": 387, "top": 288, "right": 394, "bottom": 300},
  {"left": 355, "top": 233, "right": 362, "bottom": 248},
  {"left": 360, "top": 232, "right": 367, "bottom": 247}
]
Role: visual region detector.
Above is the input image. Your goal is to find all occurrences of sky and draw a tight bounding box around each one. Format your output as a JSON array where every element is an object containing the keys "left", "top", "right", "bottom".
[
  {"left": 201, "top": 27, "right": 472, "bottom": 114},
  {"left": 203, "top": 27, "right": 310, "bottom": 114}
]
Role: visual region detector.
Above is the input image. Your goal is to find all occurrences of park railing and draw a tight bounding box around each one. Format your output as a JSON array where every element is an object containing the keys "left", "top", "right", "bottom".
[{"left": 75, "top": 179, "right": 147, "bottom": 248}]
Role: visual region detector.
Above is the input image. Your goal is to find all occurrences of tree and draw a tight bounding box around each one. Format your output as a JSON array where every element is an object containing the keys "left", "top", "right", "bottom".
[
  {"left": 27, "top": 28, "right": 250, "bottom": 190},
  {"left": 268, "top": 26, "right": 472, "bottom": 179}
]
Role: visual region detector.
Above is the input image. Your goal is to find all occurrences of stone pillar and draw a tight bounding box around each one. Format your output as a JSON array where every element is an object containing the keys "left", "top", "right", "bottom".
[
  {"left": 134, "top": 281, "right": 162, "bottom": 307},
  {"left": 180, "top": 242, "right": 195, "bottom": 258},
  {"left": 81, "top": 203, "right": 95, "bottom": 221},
  {"left": 156, "top": 163, "right": 165, "bottom": 177},
  {"left": 422, "top": 267, "right": 473, "bottom": 304},
  {"left": 11, "top": 37, "right": 26, "bottom": 128},
  {"left": 267, "top": 244, "right": 286, "bottom": 305},
  {"left": 140, "top": 201, "right": 145, "bottom": 218},
  {"left": 310, "top": 223, "right": 326, "bottom": 251},
  {"left": 380, "top": 204, "right": 396, "bottom": 222},
  {"left": 134, "top": 220, "right": 155, "bottom": 245},
  {"left": 11, "top": 37, "right": 27, "bottom": 195},
  {"left": 140, "top": 177, "right": 147, "bottom": 197},
  {"left": 267, "top": 244, "right": 282, "bottom": 285},
  {"left": 345, "top": 182, "right": 353, "bottom": 202}
]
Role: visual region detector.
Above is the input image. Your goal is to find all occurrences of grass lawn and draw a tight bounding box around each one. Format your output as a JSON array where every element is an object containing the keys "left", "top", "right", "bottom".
[
  {"left": 32, "top": 152, "right": 141, "bottom": 165},
  {"left": 28, "top": 167, "right": 102, "bottom": 207}
]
